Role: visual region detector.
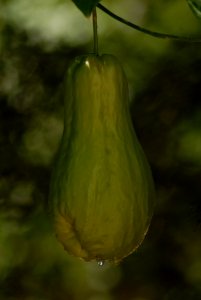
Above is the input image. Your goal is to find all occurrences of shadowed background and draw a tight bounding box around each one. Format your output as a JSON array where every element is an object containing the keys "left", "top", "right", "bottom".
[{"left": 0, "top": 0, "right": 201, "bottom": 299}]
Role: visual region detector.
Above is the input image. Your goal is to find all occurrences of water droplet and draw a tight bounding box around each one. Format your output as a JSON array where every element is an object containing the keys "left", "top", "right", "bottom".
[
  {"left": 97, "top": 260, "right": 104, "bottom": 267},
  {"left": 187, "top": 0, "right": 201, "bottom": 18}
]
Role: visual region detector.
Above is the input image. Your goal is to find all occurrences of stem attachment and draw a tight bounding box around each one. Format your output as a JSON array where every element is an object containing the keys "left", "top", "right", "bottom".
[{"left": 92, "top": 8, "right": 99, "bottom": 54}]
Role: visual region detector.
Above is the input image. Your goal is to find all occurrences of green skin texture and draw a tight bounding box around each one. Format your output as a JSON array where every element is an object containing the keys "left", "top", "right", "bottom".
[{"left": 49, "top": 54, "right": 155, "bottom": 263}]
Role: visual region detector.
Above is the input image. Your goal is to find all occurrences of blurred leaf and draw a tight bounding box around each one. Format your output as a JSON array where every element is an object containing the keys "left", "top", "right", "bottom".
[
  {"left": 72, "top": 0, "right": 101, "bottom": 16},
  {"left": 187, "top": 0, "right": 201, "bottom": 18}
]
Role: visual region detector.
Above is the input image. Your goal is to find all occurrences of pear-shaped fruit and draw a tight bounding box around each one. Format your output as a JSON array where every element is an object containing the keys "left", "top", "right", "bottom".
[{"left": 49, "top": 54, "right": 155, "bottom": 263}]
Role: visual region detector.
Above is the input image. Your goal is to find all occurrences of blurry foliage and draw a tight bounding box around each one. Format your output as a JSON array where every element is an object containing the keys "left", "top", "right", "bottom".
[
  {"left": 187, "top": 0, "right": 201, "bottom": 19},
  {"left": 0, "top": 0, "right": 201, "bottom": 299}
]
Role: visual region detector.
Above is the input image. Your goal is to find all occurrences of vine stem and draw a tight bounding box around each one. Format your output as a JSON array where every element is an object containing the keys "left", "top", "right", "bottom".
[
  {"left": 97, "top": 3, "right": 201, "bottom": 43},
  {"left": 93, "top": 8, "right": 99, "bottom": 54}
]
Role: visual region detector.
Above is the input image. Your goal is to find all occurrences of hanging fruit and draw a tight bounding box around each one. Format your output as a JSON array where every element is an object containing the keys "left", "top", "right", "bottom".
[{"left": 49, "top": 54, "right": 155, "bottom": 263}]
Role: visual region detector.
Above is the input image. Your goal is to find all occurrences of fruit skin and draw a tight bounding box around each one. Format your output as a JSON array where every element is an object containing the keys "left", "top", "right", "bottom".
[{"left": 49, "top": 54, "right": 155, "bottom": 263}]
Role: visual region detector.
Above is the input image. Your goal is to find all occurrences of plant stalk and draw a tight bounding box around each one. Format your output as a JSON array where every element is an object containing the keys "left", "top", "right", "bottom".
[
  {"left": 97, "top": 3, "right": 201, "bottom": 42},
  {"left": 93, "top": 8, "right": 99, "bottom": 54}
]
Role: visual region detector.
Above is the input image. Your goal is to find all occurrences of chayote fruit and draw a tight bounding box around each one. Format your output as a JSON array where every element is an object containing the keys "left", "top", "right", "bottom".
[{"left": 49, "top": 54, "right": 155, "bottom": 263}]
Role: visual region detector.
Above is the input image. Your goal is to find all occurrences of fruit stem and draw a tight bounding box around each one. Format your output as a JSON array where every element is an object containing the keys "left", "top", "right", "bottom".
[{"left": 92, "top": 8, "right": 99, "bottom": 54}]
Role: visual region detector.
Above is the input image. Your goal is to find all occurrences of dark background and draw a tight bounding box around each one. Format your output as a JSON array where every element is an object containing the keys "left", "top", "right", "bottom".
[{"left": 0, "top": 0, "right": 201, "bottom": 299}]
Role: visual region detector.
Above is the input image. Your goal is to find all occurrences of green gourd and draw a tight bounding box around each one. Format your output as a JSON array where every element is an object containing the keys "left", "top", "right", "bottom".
[{"left": 49, "top": 54, "right": 155, "bottom": 263}]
